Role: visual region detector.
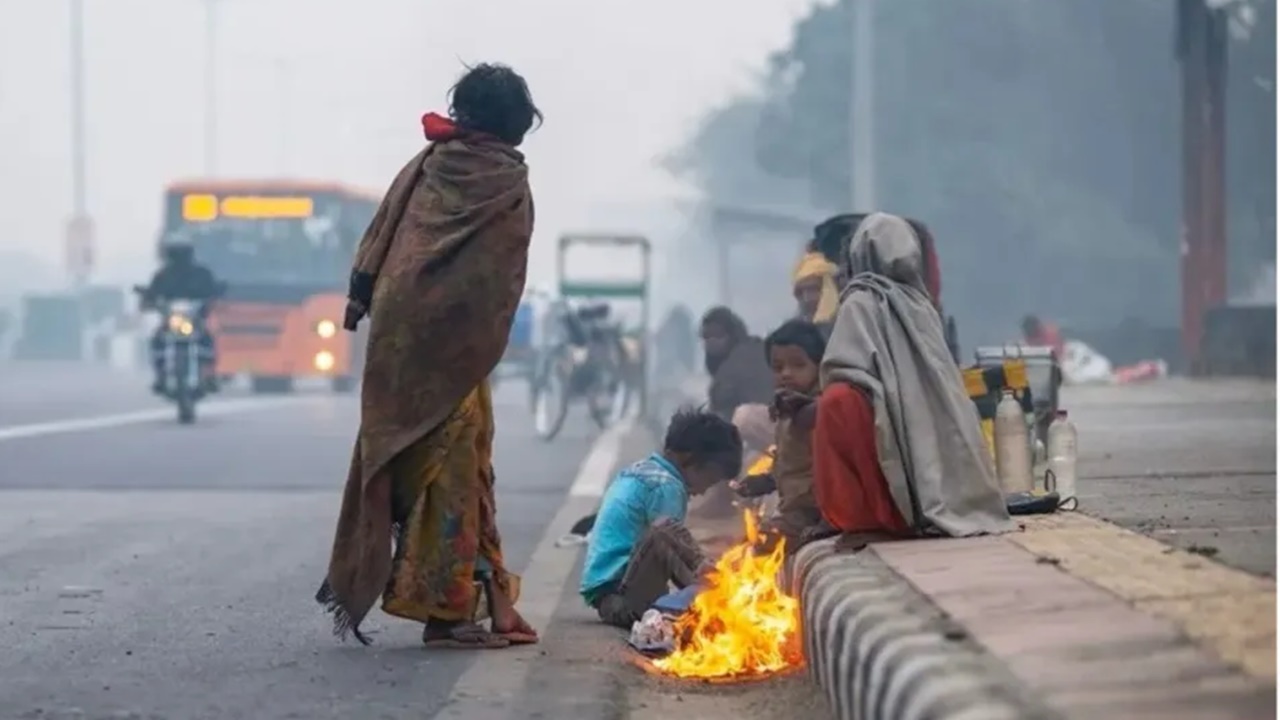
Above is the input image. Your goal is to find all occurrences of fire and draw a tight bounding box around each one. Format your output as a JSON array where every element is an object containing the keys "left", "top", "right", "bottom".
[{"left": 651, "top": 511, "right": 802, "bottom": 680}]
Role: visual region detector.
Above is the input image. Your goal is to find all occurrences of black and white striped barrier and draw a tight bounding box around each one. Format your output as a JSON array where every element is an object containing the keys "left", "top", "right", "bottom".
[{"left": 791, "top": 539, "right": 1055, "bottom": 720}]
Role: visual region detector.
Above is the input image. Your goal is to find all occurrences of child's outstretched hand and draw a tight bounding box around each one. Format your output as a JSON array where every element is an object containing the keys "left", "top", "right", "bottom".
[
  {"left": 730, "top": 473, "right": 777, "bottom": 498},
  {"left": 771, "top": 389, "right": 813, "bottom": 420}
]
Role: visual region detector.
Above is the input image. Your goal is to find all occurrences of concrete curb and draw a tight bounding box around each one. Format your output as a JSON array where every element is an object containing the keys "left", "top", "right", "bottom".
[{"left": 793, "top": 539, "right": 1056, "bottom": 720}]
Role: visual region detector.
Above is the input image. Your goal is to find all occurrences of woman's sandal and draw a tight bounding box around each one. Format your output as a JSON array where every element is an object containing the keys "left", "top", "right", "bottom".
[{"left": 422, "top": 621, "right": 510, "bottom": 650}]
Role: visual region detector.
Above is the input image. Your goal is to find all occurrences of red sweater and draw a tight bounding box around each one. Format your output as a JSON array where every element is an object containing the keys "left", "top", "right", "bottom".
[{"left": 812, "top": 383, "right": 910, "bottom": 535}]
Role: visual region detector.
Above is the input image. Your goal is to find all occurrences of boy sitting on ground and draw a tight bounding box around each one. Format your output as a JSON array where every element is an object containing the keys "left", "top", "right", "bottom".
[
  {"left": 580, "top": 407, "right": 744, "bottom": 629},
  {"left": 731, "top": 319, "right": 834, "bottom": 549}
]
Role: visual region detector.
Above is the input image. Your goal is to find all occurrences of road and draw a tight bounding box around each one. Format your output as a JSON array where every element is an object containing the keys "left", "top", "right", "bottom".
[
  {"left": 0, "top": 363, "right": 825, "bottom": 720},
  {"left": 0, "top": 361, "right": 160, "bottom": 426},
  {"left": 1066, "top": 378, "right": 1276, "bottom": 576},
  {"left": 18, "top": 366, "right": 1259, "bottom": 719}
]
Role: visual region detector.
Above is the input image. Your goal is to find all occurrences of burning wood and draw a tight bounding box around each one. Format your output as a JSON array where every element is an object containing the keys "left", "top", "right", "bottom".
[{"left": 650, "top": 511, "right": 803, "bottom": 680}]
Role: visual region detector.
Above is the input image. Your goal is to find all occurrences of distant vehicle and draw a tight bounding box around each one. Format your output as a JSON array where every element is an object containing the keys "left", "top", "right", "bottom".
[
  {"left": 158, "top": 179, "right": 378, "bottom": 393},
  {"left": 494, "top": 288, "right": 555, "bottom": 387},
  {"left": 528, "top": 234, "right": 651, "bottom": 441},
  {"left": 133, "top": 289, "right": 220, "bottom": 424},
  {"left": 531, "top": 300, "right": 632, "bottom": 440}
]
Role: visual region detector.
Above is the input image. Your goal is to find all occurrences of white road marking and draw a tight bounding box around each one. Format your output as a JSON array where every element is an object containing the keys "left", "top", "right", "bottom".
[
  {"left": 0, "top": 396, "right": 324, "bottom": 443},
  {"left": 439, "top": 413, "right": 642, "bottom": 718},
  {"left": 569, "top": 415, "right": 637, "bottom": 497}
]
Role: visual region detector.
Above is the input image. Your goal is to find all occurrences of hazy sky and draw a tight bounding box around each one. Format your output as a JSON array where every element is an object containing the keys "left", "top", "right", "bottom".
[{"left": 0, "top": 0, "right": 817, "bottom": 291}]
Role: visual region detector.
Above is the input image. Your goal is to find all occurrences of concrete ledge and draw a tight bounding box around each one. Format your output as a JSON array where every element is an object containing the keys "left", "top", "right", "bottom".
[
  {"left": 793, "top": 539, "right": 1052, "bottom": 720},
  {"left": 797, "top": 516, "right": 1276, "bottom": 720}
]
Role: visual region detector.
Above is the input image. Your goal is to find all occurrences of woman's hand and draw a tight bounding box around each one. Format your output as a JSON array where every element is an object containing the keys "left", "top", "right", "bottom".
[{"left": 342, "top": 299, "right": 368, "bottom": 331}]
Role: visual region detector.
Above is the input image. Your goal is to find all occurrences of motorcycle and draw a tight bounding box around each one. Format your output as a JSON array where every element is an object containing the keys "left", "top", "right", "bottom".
[
  {"left": 134, "top": 286, "right": 219, "bottom": 424},
  {"left": 530, "top": 303, "right": 632, "bottom": 441}
]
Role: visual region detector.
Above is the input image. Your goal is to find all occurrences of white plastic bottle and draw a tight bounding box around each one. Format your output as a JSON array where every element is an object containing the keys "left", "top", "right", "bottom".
[
  {"left": 1046, "top": 410, "right": 1079, "bottom": 509},
  {"left": 994, "top": 389, "right": 1033, "bottom": 494}
]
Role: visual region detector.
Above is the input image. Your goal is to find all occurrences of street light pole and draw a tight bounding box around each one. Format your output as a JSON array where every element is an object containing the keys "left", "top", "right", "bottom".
[
  {"left": 203, "top": 0, "right": 219, "bottom": 176},
  {"left": 850, "top": 0, "right": 876, "bottom": 211},
  {"left": 69, "top": 0, "right": 86, "bottom": 219},
  {"left": 274, "top": 58, "right": 292, "bottom": 176},
  {"left": 67, "top": 0, "right": 92, "bottom": 291}
]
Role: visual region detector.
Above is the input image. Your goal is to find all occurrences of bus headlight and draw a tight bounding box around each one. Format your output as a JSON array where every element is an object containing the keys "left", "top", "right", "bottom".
[
  {"left": 315, "top": 319, "right": 337, "bottom": 339},
  {"left": 314, "top": 350, "right": 336, "bottom": 372}
]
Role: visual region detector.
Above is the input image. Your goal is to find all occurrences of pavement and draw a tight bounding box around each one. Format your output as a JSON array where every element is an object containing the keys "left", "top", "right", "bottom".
[
  {"left": 801, "top": 377, "right": 1277, "bottom": 720},
  {"left": 0, "top": 361, "right": 824, "bottom": 720},
  {"left": 1064, "top": 379, "right": 1275, "bottom": 576}
]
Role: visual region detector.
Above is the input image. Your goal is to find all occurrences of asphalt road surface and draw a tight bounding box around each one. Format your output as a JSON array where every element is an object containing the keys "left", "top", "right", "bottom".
[
  {"left": 0, "top": 362, "right": 827, "bottom": 720},
  {"left": 1066, "top": 379, "right": 1276, "bottom": 576},
  {"left": 0, "top": 362, "right": 163, "bottom": 426}
]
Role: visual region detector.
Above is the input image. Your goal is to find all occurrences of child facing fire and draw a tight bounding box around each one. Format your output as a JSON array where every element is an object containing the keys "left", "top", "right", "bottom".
[{"left": 579, "top": 408, "right": 744, "bottom": 629}]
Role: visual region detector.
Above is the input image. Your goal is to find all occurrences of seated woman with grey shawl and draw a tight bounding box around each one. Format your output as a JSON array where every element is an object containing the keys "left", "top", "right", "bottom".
[{"left": 811, "top": 213, "right": 1012, "bottom": 548}]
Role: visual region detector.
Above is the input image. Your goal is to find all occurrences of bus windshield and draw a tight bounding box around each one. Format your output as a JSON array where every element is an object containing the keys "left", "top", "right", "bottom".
[{"left": 161, "top": 188, "right": 375, "bottom": 288}]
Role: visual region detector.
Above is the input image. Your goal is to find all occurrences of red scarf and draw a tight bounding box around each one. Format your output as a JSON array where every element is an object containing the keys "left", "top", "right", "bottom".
[{"left": 421, "top": 112, "right": 459, "bottom": 142}]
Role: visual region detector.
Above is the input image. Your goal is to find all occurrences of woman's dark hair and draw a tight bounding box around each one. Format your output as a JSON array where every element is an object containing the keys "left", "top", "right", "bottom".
[
  {"left": 812, "top": 213, "right": 867, "bottom": 265},
  {"left": 765, "top": 319, "right": 827, "bottom": 365},
  {"left": 663, "top": 406, "right": 743, "bottom": 479},
  {"left": 448, "top": 63, "right": 542, "bottom": 146}
]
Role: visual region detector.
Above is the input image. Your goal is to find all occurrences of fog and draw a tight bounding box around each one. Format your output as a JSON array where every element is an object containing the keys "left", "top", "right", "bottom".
[
  {"left": 4, "top": 0, "right": 1274, "bottom": 361},
  {"left": 0, "top": 0, "right": 814, "bottom": 301}
]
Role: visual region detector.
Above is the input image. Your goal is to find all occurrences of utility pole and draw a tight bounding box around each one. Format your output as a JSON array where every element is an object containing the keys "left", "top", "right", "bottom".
[
  {"left": 66, "top": 0, "right": 93, "bottom": 291},
  {"left": 70, "top": 0, "right": 86, "bottom": 221},
  {"left": 1177, "top": 0, "right": 1229, "bottom": 373},
  {"left": 274, "top": 58, "right": 292, "bottom": 176},
  {"left": 203, "top": 0, "right": 219, "bottom": 176},
  {"left": 850, "top": 0, "right": 876, "bottom": 211}
]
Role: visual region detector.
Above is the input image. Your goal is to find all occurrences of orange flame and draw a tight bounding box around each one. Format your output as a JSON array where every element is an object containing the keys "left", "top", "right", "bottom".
[{"left": 651, "top": 510, "right": 803, "bottom": 680}]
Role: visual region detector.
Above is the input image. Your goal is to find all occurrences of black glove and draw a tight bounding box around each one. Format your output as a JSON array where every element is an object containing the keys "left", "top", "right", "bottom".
[
  {"left": 344, "top": 270, "right": 376, "bottom": 331},
  {"left": 342, "top": 301, "right": 366, "bottom": 332}
]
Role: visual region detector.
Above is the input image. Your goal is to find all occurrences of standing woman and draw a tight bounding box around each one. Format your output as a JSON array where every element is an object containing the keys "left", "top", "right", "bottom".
[{"left": 317, "top": 64, "right": 541, "bottom": 649}]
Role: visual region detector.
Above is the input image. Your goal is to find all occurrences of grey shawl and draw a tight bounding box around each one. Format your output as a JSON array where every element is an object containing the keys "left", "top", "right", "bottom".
[{"left": 820, "top": 213, "right": 1012, "bottom": 537}]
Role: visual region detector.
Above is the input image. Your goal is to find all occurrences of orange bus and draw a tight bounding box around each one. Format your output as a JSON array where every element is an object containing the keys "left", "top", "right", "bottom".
[{"left": 159, "top": 179, "right": 379, "bottom": 393}]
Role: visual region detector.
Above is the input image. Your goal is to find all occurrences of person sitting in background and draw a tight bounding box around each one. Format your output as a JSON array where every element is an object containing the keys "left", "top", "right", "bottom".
[
  {"left": 731, "top": 319, "right": 831, "bottom": 548},
  {"left": 1021, "top": 314, "right": 1066, "bottom": 359},
  {"left": 580, "top": 408, "right": 743, "bottom": 629},
  {"left": 813, "top": 213, "right": 1012, "bottom": 548},
  {"left": 792, "top": 253, "right": 840, "bottom": 337},
  {"left": 696, "top": 306, "right": 774, "bottom": 519},
  {"left": 700, "top": 306, "right": 774, "bottom": 420}
]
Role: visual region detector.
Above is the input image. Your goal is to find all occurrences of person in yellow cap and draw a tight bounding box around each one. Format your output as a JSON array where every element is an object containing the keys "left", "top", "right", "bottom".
[{"left": 792, "top": 252, "right": 840, "bottom": 336}]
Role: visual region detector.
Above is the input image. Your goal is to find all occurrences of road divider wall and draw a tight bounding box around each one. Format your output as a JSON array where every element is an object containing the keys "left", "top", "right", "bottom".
[{"left": 791, "top": 539, "right": 1051, "bottom": 720}]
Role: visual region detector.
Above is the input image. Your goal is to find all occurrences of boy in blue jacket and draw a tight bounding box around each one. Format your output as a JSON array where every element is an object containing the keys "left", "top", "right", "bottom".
[{"left": 580, "top": 407, "right": 743, "bottom": 628}]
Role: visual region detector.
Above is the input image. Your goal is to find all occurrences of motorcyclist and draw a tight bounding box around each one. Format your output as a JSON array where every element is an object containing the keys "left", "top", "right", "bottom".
[{"left": 141, "top": 243, "right": 222, "bottom": 394}]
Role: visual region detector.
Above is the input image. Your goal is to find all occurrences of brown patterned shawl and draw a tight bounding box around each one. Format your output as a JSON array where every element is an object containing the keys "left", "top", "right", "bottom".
[{"left": 317, "top": 129, "right": 534, "bottom": 643}]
